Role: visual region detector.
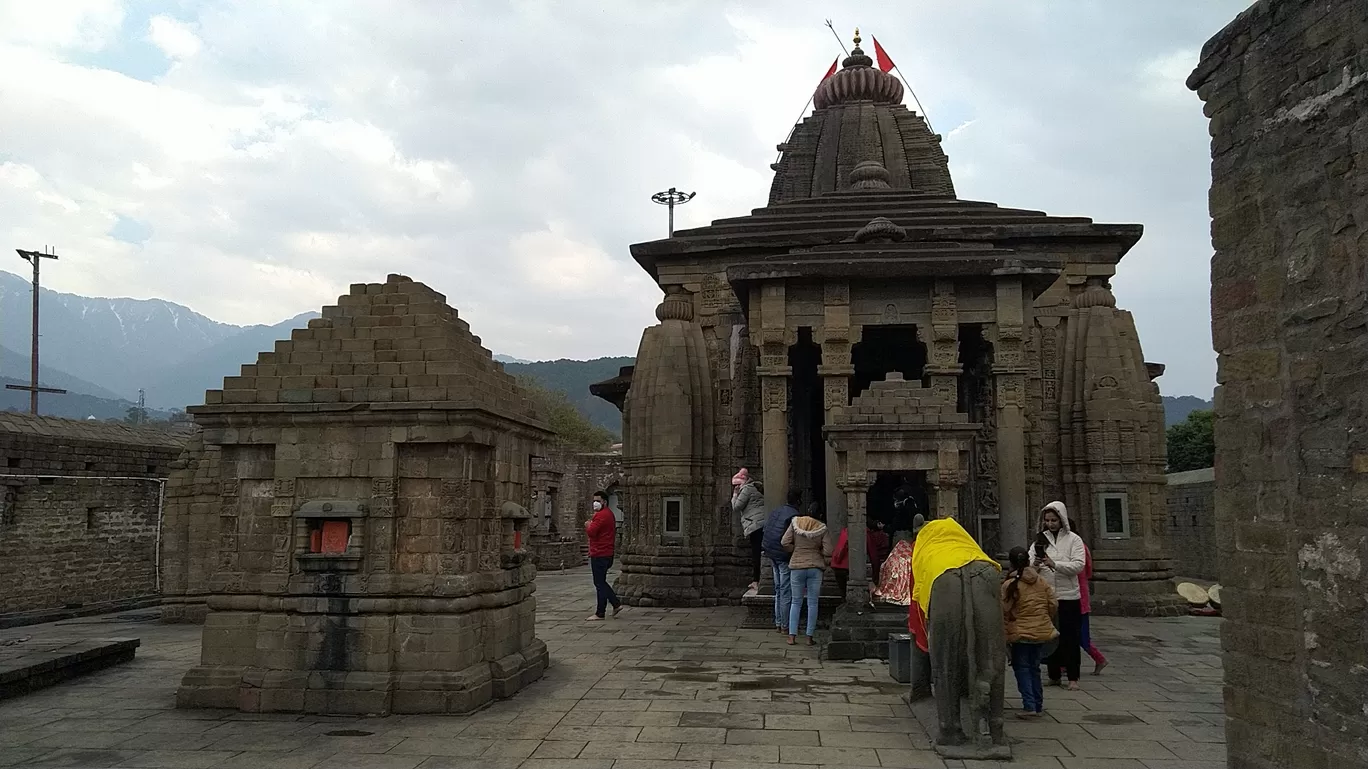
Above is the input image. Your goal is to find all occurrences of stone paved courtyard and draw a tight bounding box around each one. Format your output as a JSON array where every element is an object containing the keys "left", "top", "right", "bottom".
[{"left": 0, "top": 568, "right": 1226, "bottom": 769}]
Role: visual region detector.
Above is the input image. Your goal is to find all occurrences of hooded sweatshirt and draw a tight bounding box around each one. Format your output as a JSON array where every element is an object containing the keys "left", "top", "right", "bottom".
[
  {"left": 732, "top": 476, "right": 767, "bottom": 538},
  {"left": 1001, "top": 566, "right": 1059, "bottom": 643},
  {"left": 781, "top": 516, "right": 832, "bottom": 571},
  {"left": 1035, "top": 501, "right": 1087, "bottom": 601}
]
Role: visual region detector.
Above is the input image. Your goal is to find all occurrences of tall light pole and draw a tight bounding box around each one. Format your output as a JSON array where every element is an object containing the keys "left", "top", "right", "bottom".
[
  {"left": 7, "top": 248, "right": 66, "bottom": 414},
  {"left": 651, "top": 187, "right": 696, "bottom": 238}
]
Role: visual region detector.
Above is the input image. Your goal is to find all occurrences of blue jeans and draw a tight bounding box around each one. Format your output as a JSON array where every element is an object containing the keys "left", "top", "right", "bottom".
[
  {"left": 788, "top": 568, "right": 823, "bottom": 637},
  {"left": 1010, "top": 641, "right": 1045, "bottom": 712},
  {"left": 771, "top": 560, "right": 791, "bottom": 629},
  {"left": 590, "top": 556, "right": 620, "bottom": 617}
]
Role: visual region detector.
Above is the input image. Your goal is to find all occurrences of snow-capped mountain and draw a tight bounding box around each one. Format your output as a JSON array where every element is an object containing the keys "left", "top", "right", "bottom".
[{"left": 0, "top": 269, "right": 305, "bottom": 408}]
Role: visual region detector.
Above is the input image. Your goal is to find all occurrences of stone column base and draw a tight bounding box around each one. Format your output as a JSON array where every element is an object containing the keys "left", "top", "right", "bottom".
[
  {"left": 176, "top": 638, "right": 548, "bottom": 716},
  {"left": 1091, "top": 556, "right": 1189, "bottom": 616},
  {"left": 616, "top": 552, "right": 720, "bottom": 607}
]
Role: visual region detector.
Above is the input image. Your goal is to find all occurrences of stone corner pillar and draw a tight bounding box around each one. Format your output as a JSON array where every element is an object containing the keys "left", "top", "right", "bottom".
[{"left": 993, "top": 278, "right": 1030, "bottom": 554}]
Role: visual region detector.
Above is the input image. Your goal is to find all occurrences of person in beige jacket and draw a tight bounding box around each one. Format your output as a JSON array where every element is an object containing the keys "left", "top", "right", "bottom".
[{"left": 782, "top": 502, "right": 833, "bottom": 645}]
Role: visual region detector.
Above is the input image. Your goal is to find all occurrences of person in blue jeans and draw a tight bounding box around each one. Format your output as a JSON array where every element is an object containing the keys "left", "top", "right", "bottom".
[
  {"left": 1001, "top": 546, "right": 1058, "bottom": 716},
  {"left": 760, "top": 489, "right": 803, "bottom": 634},
  {"left": 782, "top": 502, "right": 832, "bottom": 645}
]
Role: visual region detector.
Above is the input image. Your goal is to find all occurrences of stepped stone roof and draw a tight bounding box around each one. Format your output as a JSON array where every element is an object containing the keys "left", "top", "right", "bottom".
[
  {"left": 632, "top": 185, "right": 1143, "bottom": 281},
  {"left": 196, "top": 274, "right": 543, "bottom": 428},
  {"left": 0, "top": 411, "right": 187, "bottom": 449}
]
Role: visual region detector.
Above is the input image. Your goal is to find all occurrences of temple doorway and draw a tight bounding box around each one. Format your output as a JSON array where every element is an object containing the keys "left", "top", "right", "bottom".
[
  {"left": 788, "top": 327, "right": 825, "bottom": 508},
  {"left": 851, "top": 324, "right": 927, "bottom": 399},
  {"left": 867, "top": 470, "right": 929, "bottom": 536}
]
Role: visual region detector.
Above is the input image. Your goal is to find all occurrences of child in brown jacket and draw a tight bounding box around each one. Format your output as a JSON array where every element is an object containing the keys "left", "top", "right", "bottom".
[{"left": 1002, "top": 546, "right": 1058, "bottom": 717}]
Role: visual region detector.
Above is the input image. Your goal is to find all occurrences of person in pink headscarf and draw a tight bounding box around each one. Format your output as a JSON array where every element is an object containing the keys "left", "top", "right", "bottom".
[
  {"left": 731, "top": 468, "right": 766, "bottom": 592},
  {"left": 1079, "top": 542, "right": 1108, "bottom": 674}
]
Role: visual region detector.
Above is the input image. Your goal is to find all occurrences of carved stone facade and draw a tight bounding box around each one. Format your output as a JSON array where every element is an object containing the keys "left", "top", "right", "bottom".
[
  {"left": 166, "top": 275, "right": 553, "bottom": 715},
  {"left": 594, "top": 37, "right": 1177, "bottom": 616}
]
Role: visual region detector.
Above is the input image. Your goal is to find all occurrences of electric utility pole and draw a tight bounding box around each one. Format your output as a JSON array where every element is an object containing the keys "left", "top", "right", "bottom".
[{"left": 7, "top": 248, "right": 66, "bottom": 414}]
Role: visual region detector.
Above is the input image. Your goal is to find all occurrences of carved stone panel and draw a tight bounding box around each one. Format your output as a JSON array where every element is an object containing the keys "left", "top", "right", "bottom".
[
  {"left": 761, "top": 377, "right": 788, "bottom": 412},
  {"left": 822, "top": 377, "right": 849, "bottom": 411}
]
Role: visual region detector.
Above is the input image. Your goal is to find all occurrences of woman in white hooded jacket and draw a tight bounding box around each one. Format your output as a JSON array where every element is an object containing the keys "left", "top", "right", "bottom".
[{"left": 1033, "top": 501, "right": 1086, "bottom": 690}]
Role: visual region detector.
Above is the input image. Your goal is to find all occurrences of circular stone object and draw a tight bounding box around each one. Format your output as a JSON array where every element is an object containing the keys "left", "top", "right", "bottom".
[{"left": 1177, "top": 582, "right": 1210, "bottom": 606}]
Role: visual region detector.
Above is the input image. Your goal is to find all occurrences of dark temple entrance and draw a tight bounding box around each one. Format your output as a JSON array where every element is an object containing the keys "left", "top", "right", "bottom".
[
  {"left": 788, "top": 327, "right": 825, "bottom": 510},
  {"left": 868, "top": 471, "right": 929, "bottom": 536},
  {"left": 851, "top": 325, "right": 927, "bottom": 399}
]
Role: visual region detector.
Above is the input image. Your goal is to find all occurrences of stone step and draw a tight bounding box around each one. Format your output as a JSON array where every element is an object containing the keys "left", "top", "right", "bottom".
[{"left": 0, "top": 637, "right": 139, "bottom": 700}]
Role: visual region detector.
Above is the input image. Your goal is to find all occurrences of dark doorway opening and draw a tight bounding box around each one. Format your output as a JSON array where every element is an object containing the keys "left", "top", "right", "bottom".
[
  {"left": 867, "top": 470, "right": 929, "bottom": 536},
  {"left": 788, "top": 327, "right": 825, "bottom": 509},
  {"left": 851, "top": 325, "right": 927, "bottom": 399}
]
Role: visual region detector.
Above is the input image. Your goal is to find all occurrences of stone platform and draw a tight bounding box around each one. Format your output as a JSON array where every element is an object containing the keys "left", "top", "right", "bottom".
[
  {"left": 740, "top": 589, "right": 843, "bottom": 630},
  {"left": 824, "top": 601, "right": 910, "bottom": 661},
  {"left": 0, "top": 637, "right": 139, "bottom": 700}
]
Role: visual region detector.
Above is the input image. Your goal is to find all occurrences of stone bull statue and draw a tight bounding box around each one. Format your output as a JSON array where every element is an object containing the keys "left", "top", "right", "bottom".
[{"left": 910, "top": 516, "right": 1010, "bottom": 760}]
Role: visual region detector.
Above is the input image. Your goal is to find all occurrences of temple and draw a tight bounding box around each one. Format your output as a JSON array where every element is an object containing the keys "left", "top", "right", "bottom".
[{"left": 594, "top": 33, "right": 1181, "bottom": 616}]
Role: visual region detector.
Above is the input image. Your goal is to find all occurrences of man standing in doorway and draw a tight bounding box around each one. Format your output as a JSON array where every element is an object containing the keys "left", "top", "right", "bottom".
[
  {"left": 761, "top": 489, "right": 803, "bottom": 634},
  {"left": 585, "top": 490, "right": 622, "bottom": 621}
]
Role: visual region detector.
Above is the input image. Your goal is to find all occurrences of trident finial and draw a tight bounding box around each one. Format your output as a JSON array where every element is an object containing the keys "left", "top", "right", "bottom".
[{"left": 853, "top": 27, "right": 861, "bottom": 48}]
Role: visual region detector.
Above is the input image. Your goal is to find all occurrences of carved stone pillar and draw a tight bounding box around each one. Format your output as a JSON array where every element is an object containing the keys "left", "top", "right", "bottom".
[
  {"left": 754, "top": 282, "right": 792, "bottom": 509},
  {"left": 831, "top": 442, "right": 870, "bottom": 608},
  {"left": 842, "top": 475, "right": 870, "bottom": 607},
  {"left": 994, "top": 278, "right": 1030, "bottom": 554},
  {"left": 935, "top": 441, "right": 964, "bottom": 521},
  {"left": 924, "top": 280, "right": 961, "bottom": 405},
  {"left": 818, "top": 282, "right": 853, "bottom": 529}
]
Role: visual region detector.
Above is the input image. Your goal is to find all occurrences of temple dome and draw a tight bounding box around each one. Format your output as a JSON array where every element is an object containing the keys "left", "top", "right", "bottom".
[
  {"left": 813, "top": 47, "right": 904, "bottom": 109},
  {"left": 768, "top": 33, "right": 955, "bottom": 205}
]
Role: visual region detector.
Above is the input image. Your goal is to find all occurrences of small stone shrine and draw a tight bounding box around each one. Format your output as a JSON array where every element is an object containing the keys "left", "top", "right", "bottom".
[
  {"left": 593, "top": 31, "right": 1182, "bottom": 618},
  {"left": 166, "top": 274, "right": 553, "bottom": 715}
]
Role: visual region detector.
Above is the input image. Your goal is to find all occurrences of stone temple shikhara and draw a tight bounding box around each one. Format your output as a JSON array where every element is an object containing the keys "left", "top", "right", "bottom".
[
  {"left": 593, "top": 35, "right": 1180, "bottom": 617},
  {"left": 165, "top": 275, "right": 552, "bottom": 715}
]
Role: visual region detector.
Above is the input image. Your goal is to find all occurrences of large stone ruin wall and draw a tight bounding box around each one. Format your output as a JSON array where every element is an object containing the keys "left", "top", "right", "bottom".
[
  {"left": 1165, "top": 468, "right": 1217, "bottom": 582},
  {"left": 1190, "top": 1, "right": 1367, "bottom": 767},
  {"left": 0, "top": 413, "right": 185, "bottom": 625}
]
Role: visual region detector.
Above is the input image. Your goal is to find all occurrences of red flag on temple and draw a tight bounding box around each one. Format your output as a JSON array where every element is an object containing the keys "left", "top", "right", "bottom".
[
  {"left": 821, "top": 57, "right": 838, "bottom": 82},
  {"left": 872, "top": 37, "right": 896, "bottom": 73}
]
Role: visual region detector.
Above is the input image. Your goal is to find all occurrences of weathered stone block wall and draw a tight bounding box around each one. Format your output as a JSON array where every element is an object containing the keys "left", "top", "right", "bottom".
[
  {"left": 1165, "top": 468, "right": 1216, "bottom": 582},
  {"left": 1190, "top": 2, "right": 1367, "bottom": 766},
  {"left": 0, "top": 413, "right": 185, "bottom": 622},
  {"left": 554, "top": 450, "right": 622, "bottom": 533}
]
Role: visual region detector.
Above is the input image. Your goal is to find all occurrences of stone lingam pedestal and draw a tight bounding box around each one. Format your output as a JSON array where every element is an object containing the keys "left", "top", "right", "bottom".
[{"left": 167, "top": 274, "right": 554, "bottom": 715}]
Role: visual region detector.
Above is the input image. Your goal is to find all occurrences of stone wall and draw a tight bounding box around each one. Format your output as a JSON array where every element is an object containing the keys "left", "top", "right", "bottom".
[
  {"left": 1189, "top": 2, "right": 1367, "bottom": 767},
  {"left": 1165, "top": 468, "right": 1216, "bottom": 582},
  {"left": 0, "top": 413, "right": 186, "bottom": 624}
]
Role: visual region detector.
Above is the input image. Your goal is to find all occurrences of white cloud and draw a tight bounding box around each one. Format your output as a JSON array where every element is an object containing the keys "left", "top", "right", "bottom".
[
  {"left": 0, "top": 1, "right": 123, "bottom": 51},
  {"left": 147, "top": 15, "right": 202, "bottom": 60},
  {"left": 0, "top": 1, "right": 1249, "bottom": 395}
]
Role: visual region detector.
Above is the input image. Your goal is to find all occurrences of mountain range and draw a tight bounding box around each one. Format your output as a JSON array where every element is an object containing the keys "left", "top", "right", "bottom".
[{"left": 0, "top": 270, "right": 1211, "bottom": 430}]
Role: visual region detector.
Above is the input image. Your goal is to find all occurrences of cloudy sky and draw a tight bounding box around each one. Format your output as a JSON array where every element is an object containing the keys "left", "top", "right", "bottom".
[{"left": 0, "top": 1, "right": 1248, "bottom": 397}]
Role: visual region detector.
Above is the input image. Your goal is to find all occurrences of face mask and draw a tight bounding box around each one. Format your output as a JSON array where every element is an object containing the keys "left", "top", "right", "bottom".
[{"left": 592, "top": 501, "right": 603, "bottom": 511}]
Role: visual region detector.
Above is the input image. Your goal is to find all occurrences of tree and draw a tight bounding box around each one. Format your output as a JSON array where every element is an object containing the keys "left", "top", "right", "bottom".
[
  {"left": 515, "top": 376, "right": 617, "bottom": 452},
  {"left": 1166, "top": 409, "right": 1214, "bottom": 472}
]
